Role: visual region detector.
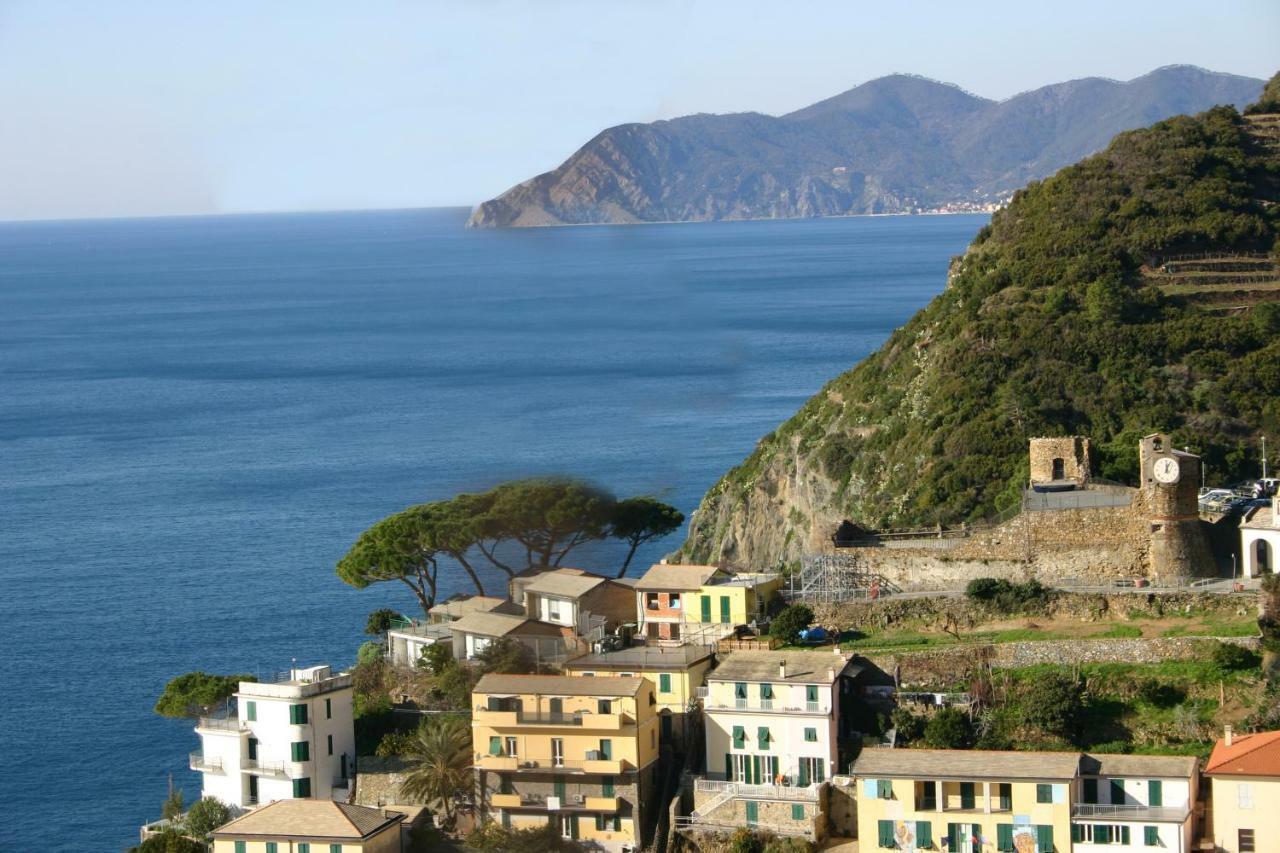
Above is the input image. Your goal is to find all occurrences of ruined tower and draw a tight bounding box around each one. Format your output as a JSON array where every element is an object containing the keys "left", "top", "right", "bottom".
[
  {"left": 1139, "top": 433, "right": 1215, "bottom": 580},
  {"left": 1029, "top": 436, "right": 1091, "bottom": 488}
]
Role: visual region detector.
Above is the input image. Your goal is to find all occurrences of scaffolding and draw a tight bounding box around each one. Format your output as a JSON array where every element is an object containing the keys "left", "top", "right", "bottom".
[{"left": 785, "top": 553, "right": 901, "bottom": 605}]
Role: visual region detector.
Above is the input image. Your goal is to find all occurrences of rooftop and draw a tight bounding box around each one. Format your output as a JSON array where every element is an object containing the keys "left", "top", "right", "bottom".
[
  {"left": 564, "top": 644, "right": 716, "bottom": 671},
  {"left": 212, "top": 800, "right": 403, "bottom": 840},
  {"left": 709, "top": 649, "right": 859, "bottom": 685},
  {"left": 237, "top": 665, "right": 352, "bottom": 700},
  {"left": 1241, "top": 501, "right": 1277, "bottom": 530},
  {"left": 635, "top": 563, "right": 724, "bottom": 591},
  {"left": 1080, "top": 753, "right": 1199, "bottom": 778},
  {"left": 851, "top": 748, "right": 1082, "bottom": 781},
  {"left": 428, "top": 595, "right": 520, "bottom": 620},
  {"left": 524, "top": 569, "right": 610, "bottom": 599},
  {"left": 1205, "top": 729, "right": 1280, "bottom": 777},
  {"left": 474, "top": 673, "right": 646, "bottom": 697}
]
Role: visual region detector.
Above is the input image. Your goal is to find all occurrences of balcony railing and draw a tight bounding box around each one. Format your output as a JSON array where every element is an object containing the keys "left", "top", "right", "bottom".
[
  {"left": 242, "top": 758, "right": 289, "bottom": 778},
  {"left": 196, "top": 716, "right": 247, "bottom": 733},
  {"left": 1072, "top": 803, "right": 1190, "bottom": 822},
  {"left": 694, "top": 689, "right": 828, "bottom": 715},
  {"left": 475, "top": 755, "right": 632, "bottom": 774},
  {"left": 189, "top": 751, "right": 222, "bottom": 773},
  {"left": 473, "top": 708, "right": 633, "bottom": 728},
  {"left": 694, "top": 778, "right": 821, "bottom": 802}
]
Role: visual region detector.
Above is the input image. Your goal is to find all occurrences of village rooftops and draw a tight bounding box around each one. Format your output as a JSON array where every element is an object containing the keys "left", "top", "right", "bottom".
[
  {"left": 708, "top": 649, "right": 859, "bottom": 685},
  {"left": 428, "top": 594, "right": 521, "bottom": 621},
  {"left": 851, "top": 748, "right": 1082, "bottom": 781},
  {"left": 524, "top": 569, "right": 611, "bottom": 598},
  {"left": 1079, "top": 752, "right": 1199, "bottom": 778},
  {"left": 634, "top": 563, "right": 724, "bottom": 591},
  {"left": 564, "top": 644, "right": 715, "bottom": 671},
  {"left": 474, "top": 673, "right": 647, "bottom": 697},
  {"left": 448, "top": 611, "right": 564, "bottom": 638},
  {"left": 1205, "top": 729, "right": 1280, "bottom": 776},
  {"left": 212, "top": 799, "right": 404, "bottom": 841}
]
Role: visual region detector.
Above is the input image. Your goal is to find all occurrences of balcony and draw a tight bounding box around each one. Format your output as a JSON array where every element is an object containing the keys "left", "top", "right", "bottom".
[
  {"left": 491, "top": 792, "right": 621, "bottom": 811},
  {"left": 475, "top": 755, "right": 632, "bottom": 774},
  {"left": 694, "top": 778, "right": 821, "bottom": 802},
  {"left": 473, "top": 708, "right": 633, "bottom": 729},
  {"left": 196, "top": 716, "right": 247, "bottom": 734},
  {"left": 189, "top": 751, "right": 222, "bottom": 773},
  {"left": 491, "top": 793, "right": 523, "bottom": 808},
  {"left": 585, "top": 796, "right": 619, "bottom": 812},
  {"left": 695, "top": 688, "right": 828, "bottom": 715},
  {"left": 1072, "top": 803, "right": 1190, "bottom": 822},
  {"left": 242, "top": 758, "right": 289, "bottom": 778}
]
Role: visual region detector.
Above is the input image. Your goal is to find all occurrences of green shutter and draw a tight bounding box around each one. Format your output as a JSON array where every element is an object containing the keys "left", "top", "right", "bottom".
[
  {"left": 746, "top": 801, "right": 758, "bottom": 824},
  {"left": 571, "top": 814, "right": 580, "bottom": 839},
  {"left": 490, "top": 736, "right": 502, "bottom": 755},
  {"left": 760, "top": 682, "right": 773, "bottom": 699},
  {"left": 266, "top": 844, "right": 277, "bottom": 853},
  {"left": 998, "top": 823, "right": 1014, "bottom": 851},
  {"left": 1035, "top": 825, "right": 1053, "bottom": 852},
  {"left": 659, "top": 673, "right": 671, "bottom": 693},
  {"left": 806, "top": 684, "right": 818, "bottom": 703},
  {"left": 331, "top": 845, "right": 342, "bottom": 853},
  {"left": 701, "top": 596, "right": 712, "bottom": 621},
  {"left": 878, "top": 820, "right": 895, "bottom": 848},
  {"left": 298, "top": 845, "right": 309, "bottom": 853},
  {"left": 960, "top": 781, "right": 975, "bottom": 809},
  {"left": 999, "top": 783, "right": 1012, "bottom": 810},
  {"left": 599, "top": 739, "right": 611, "bottom": 759},
  {"left": 948, "top": 823, "right": 961, "bottom": 853},
  {"left": 812, "top": 758, "right": 825, "bottom": 783},
  {"left": 720, "top": 596, "right": 730, "bottom": 623},
  {"left": 245, "top": 701, "right": 256, "bottom": 722},
  {"left": 1083, "top": 778, "right": 1097, "bottom": 803},
  {"left": 1072, "top": 824, "right": 1083, "bottom": 843},
  {"left": 292, "top": 741, "right": 309, "bottom": 762},
  {"left": 235, "top": 843, "right": 246, "bottom": 853},
  {"left": 595, "top": 814, "right": 605, "bottom": 831},
  {"left": 757, "top": 727, "right": 770, "bottom": 749},
  {"left": 917, "top": 820, "right": 932, "bottom": 848},
  {"left": 732, "top": 726, "right": 746, "bottom": 748},
  {"left": 1148, "top": 779, "right": 1162, "bottom": 806},
  {"left": 752, "top": 755, "right": 761, "bottom": 785},
  {"left": 1036, "top": 783, "right": 1052, "bottom": 803},
  {"left": 602, "top": 776, "right": 614, "bottom": 797},
  {"left": 735, "top": 682, "right": 747, "bottom": 699},
  {"left": 804, "top": 727, "right": 817, "bottom": 742},
  {"left": 501, "top": 812, "right": 510, "bottom": 829},
  {"left": 792, "top": 804, "right": 805, "bottom": 820},
  {"left": 1145, "top": 826, "right": 1159, "bottom": 846},
  {"left": 290, "top": 703, "right": 308, "bottom": 725},
  {"left": 293, "top": 777, "right": 311, "bottom": 798},
  {"left": 798, "top": 761, "right": 809, "bottom": 787},
  {"left": 554, "top": 778, "right": 566, "bottom": 799},
  {"left": 1111, "top": 779, "right": 1126, "bottom": 804},
  {"left": 1121, "top": 826, "right": 1131, "bottom": 845}
]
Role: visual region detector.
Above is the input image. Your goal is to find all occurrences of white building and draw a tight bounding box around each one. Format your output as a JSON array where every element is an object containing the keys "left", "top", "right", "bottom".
[
  {"left": 386, "top": 595, "right": 522, "bottom": 667},
  {"left": 702, "top": 649, "right": 859, "bottom": 786},
  {"left": 192, "top": 664, "right": 355, "bottom": 809},
  {"left": 1241, "top": 497, "right": 1279, "bottom": 578},
  {"left": 1073, "top": 753, "right": 1199, "bottom": 853}
]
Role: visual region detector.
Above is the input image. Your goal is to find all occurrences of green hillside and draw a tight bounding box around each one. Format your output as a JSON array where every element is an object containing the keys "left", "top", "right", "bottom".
[{"left": 681, "top": 85, "right": 1280, "bottom": 566}]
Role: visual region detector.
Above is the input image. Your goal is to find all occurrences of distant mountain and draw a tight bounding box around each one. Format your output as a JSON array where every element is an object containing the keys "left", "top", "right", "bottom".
[{"left": 468, "top": 66, "right": 1264, "bottom": 228}]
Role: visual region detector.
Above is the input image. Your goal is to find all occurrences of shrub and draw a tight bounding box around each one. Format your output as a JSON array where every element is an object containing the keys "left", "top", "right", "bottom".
[
  {"left": 729, "top": 828, "right": 765, "bottom": 853},
  {"left": 770, "top": 604, "right": 816, "bottom": 644},
  {"left": 357, "top": 640, "right": 385, "bottom": 666},
  {"left": 366, "top": 608, "right": 403, "bottom": 636},
  {"left": 375, "top": 729, "right": 419, "bottom": 758},
  {"left": 419, "top": 642, "right": 455, "bottom": 675},
  {"left": 923, "top": 707, "right": 974, "bottom": 749},
  {"left": 890, "top": 707, "right": 926, "bottom": 743},
  {"left": 185, "top": 796, "right": 233, "bottom": 839},
  {"left": 1017, "top": 673, "right": 1085, "bottom": 741},
  {"left": 963, "top": 577, "right": 1050, "bottom": 615},
  {"left": 154, "top": 672, "right": 254, "bottom": 719},
  {"left": 1211, "top": 642, "right": 1260, "bottom": 672},
  {"left": 476, "top": 638, "right": 537, "bottom": 675},
  {"left": 764, "top": 838, "right": 814, "bottom": 853}
]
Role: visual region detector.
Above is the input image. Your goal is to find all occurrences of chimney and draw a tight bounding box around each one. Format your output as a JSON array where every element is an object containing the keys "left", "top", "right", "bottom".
[
  {"left": 1225, "top": 725, "right": 1234, "bottom": 747},
  {"left": 827, "top": 667, "right": 836, "bottom": 682},
  {"left": 779, "top": 661, "right": 787, "bottom": 679}
]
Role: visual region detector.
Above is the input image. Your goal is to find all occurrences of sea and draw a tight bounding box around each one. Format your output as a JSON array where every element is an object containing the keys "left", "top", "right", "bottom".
[{"left": 0, "top": 207, "right": 986, "bottom": 850}]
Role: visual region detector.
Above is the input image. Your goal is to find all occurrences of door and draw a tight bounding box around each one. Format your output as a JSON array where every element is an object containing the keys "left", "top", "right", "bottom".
[
  {"left": 719, "top": 596, "right": 730, "bottom": 624},
  {"left": 700, "top": 595, "right": 711, "bottom": 622},
  {"left": 554, "top": 778, "right": 566, "bottom": 801},
  {"left": 745, "top": 801, "right": 758, "bottom": 825},
  {"left": 551, "top": 738, "right": 564, "bottom": 767},
  {"left": 248, "top": 774, "right": 258, "bottom": 805},
  {"left": 340, "top": 754, "right": 347, "bottom": 780},
  {"left": 1052, "top": 457, "right": 1065, "bottom": 480},
  {"left": 661, "top": 715, "right": 673, "bottom": 741},
  {"left": 549, "top": 698, "right": 563, "bottom": 720},
  {"left": 599, "top": 739, "right": 612, "bottom": 760}
]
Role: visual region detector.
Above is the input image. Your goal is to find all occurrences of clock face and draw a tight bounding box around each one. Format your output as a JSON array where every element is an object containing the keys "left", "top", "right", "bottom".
[{"left": 1153, "top": 457, "right": 1181, "bottom": 484}]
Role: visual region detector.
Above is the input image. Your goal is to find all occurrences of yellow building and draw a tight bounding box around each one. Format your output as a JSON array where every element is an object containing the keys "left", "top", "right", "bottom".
[
  {"left": 690, "top": 572, "right": 781, "bottom": 628},
  {"left": 471, "top": 673, "right": 660, "bottom": 852},
  {"left": 210, "top": 799, "right": 404, "bottom": 853},
  {"left": 634, "top": 563, "right": 782, "bottom": 644},
  {"left": 850, "top": 748, "right": 1078, "bottom": 853},
  {"left": 1204, "top": 727, "right": 1280, "bottom": 853},
  {"left": 563, "top": 644, "right": 715, "bottom": 744}
]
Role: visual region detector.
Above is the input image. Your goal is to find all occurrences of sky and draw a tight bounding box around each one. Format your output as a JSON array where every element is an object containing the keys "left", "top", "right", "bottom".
[{"left": 0, "top": 0, "right": 1276, "bottom": 221}]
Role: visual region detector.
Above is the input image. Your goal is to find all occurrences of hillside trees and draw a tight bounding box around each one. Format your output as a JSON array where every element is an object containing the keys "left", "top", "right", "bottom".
[{"left": 154, "top": 672, "right": 255, "bottom": 719}]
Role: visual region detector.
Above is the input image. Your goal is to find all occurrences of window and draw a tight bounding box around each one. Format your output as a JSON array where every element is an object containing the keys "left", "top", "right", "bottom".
[
  {"left": 719, "top": 596, "right": 730, "bottom": 623},
  {"left": 499, "top": 775, "right": 513, "bottom": 794},
  {"left": 505, "top": 736, "right": 517, "bottom": 757},
  {"left": 876, "top": 779, "right": 893, "bottom": 799},
  {"left": 601, "top": 776, "right": 614, "bottom": 797},
  {"left": 997, "top": 824, "right": 1014, "bottom": 852},
  {"left": 998, "top": 783, "right": 1012, "bottom": 811},
  {"left": 548, "top": 599, "right": 562, "bottom": 621},
  {"left": 245, "top": 701, "right": 256, "bottom": 722},
  {"left": 670, "top": 593, "right": 681, "bottom": 609},
  {"left": 805, "top": 685, "right": 818, "bottom": 708},
  {"left": 792, "top": 804, "right": 805, "bottom": 820},
  {"left": 292, "top": 777, "right": 311, "bottom": 798},
  {"left": 701, "top": 595, "right": 712, "bottom": 621},
  {"left": 489, "top": 736, "right": 502, "bottom": 756},
  {"left": 804, "top": 727, "right": 817, "bottom": 742},
  {"left": 1035, "top": 825, "right": 1053, "bottom": 852},
  {"left": 298, "top": 845, "right": 309, "bottom": 853},
  {"left": 1111, "top": 779, "right": 1126, "bottom": 805},
  {"left": 291, "top": 741, "right": 310, "bottom": 762},
  {"left": 325, "top": 698, "right": 332, "bottom": 719},
  {"left": 331, "top": 845, "right": 342, "bottom": 853},
  {"left": 960, "top": 782, "right": 975, "bottom": 809},
  {"left": 1148, "top": 779, "right": 1162, "bottom": 806},
  {"left": 266, "top": 844, "right": 277, "bottom": 853},
  {"left": 919, "top": 781, "right": 937, "bottom": 810},
  {"left": 647, "top": 592, "right": 660, "bottom": 610},
  {"left": 289, "top": 703, "right": 308, "bottom": 725},
  {"left": 597, "top": 699, "right": 611, "bottom": 714},
  {"left": 1083, "top": 777, "right": 1098, "bottom": 803},
  {"left": 760, "top": 683, "right": 773, "bottom": 700},
  {"left": 1238, "top": 782, "right": 1254, "bottom": 808},
  {"left": 878, "top": 820, "right": 895, "bottom": 849},
  {"left": 1144, "top": 826, "right": 1160, "bottom": 846},
  {"left": 594, "top": 814, "right": 620, "bottom": 832},
  {"left": 734, "top": 682, "right": 747, "bottom": 700},
  {"left": 1036, "top": 783, "right": 1052, "bottom": 803},
  {"left": 327, "top": 734, "right": 333, "bottom": 756},
  {"left": 757, "top": 727, "right": 770, "bottom": 749},
  {"left": 732, "top": 726, "right": 746, "bottom": 749},
  {"left": 1239, "top": 828, "right": 1256, "bottom": 852},
  {"left": 745, "top": 801, "right": 758, "bottom": 824},
  {"left": 551, "top": 738, "right": 564, "bottom": 766},
  {"left": 659, "top": 673, "right": 671, "bottom": 693},
  {"left": 598, "top": 739, "right": 612, "bottom": 760},
  {"left": 247, "top": 738, "right": 258, "bottom": 760},
  {"left": 235, "top": 843, "right": 246, "bottom": 853},
  {"left": 916, "top": 821, "right": 932, "bottom": 849}
]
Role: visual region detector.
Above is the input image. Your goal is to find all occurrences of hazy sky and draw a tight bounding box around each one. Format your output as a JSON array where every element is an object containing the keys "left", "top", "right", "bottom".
[{"left": 0, "top": 0, "right": 1276, "bottom": 221}]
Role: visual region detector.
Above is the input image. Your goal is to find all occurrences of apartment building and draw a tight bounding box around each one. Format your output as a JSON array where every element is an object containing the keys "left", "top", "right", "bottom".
[
  {"left": 1203, "top": 727, "right": 1280, "bottom": 853},
  {"left": 193, "top": 664, "right": 355, "bottom": 809},
  {"left": 690, "top": 649, "right": 859, "bottom": 840},
  {"left": 518, "top": 568, "right": 636, "bottom": 639},
  {"left": 386, "top": 596, "right": 523, "bottom": 667},
  {"left": 634, "top": 563, "right": 781, "bottom": 645},
  {"left": 563, "top": 644, "right": 715, "bottom": 742},
  {"left": 210, "top": 799, "right": 403, "bottom": 853},
  {"left": 1074, "top": 753, "right": 1198, "bottom": 852},
  {"left": 448, "top": 611, "right": 568, "bottom": 662},
  {"left": 471, "top": 673, "right": 660, "bottom": 852},
  {"left": 850, "top": 748, "right": 1078, "bottom": 853}
]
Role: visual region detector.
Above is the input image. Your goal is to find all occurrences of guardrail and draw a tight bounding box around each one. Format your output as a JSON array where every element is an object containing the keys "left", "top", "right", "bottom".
[
  {"left": 242, "top": 758, "right": 288, "bottom": 777},
  {"left": 189, "top": 751, "right": 222, "bottom": 772},
  {"left": 196, "top": 716, "right": 247, "bottom": 733},
  {"left": 694, "top": 779, "right": 820, "bottom": 802},
  {"left": 1072, "top": 803, "right": 1190, "bottom": 822}
]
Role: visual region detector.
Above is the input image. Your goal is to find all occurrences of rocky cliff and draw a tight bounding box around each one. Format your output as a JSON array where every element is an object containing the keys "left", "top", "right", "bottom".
[
  {"left": 676, "top": 89, "right": 1280, "bottom": 569},
  {"left": 470, "top": 66, "right": 1263, "bottom": 228}
]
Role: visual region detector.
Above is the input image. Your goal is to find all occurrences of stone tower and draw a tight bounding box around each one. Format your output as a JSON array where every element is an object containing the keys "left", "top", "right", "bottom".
[
  {"left": 1139, "top": 433, "right": 1214, "bottom": 580},
  {"left": 1029, "top": 436, "right": 1091, "bottom": 487}
]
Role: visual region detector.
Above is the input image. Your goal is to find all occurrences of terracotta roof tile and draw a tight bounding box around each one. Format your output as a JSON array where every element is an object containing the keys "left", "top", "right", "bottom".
[
  {"left": 1205, "top": 730, "right": 1280, "bottom": 777},
  {"left": 212, "top": 800, "right": 403, "bottom": 839}
]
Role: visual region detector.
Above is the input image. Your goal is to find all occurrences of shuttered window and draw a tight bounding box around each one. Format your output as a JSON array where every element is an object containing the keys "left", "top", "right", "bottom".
[
  {"left": 659, "top": 674, "right": 671, "bottom": 693},
  {"left": 266, "top": 844, "right": 277, "bottom": 853},
  {"left": 1035, "top": 825, "right": 1053, "bottom": 852},
  {"left": 602, "top": 776, "right": 614, "bottom": 797},
  {"left": 1145, "top": 826, "right": 1160, "bottom": 846},
  {"left": 998, "top": 783, "right": 1012, "bottom": 810},
  {"left": 732, "top": 726, "right": 746, "bottom": 748},
  {"left": 289, "top": 703, "right": 308, "bottom": 725},
  {"left": 757, "top": 727, "right": 770, "bottom": 749},
  {"left": 245, "top": 702, "right": 256, "bottom": 722},
  {"left": 1036, "top": 783, "right": 1052, "bottom": 803},
  {"left": 291, "top": 741, "right": 309, "bottom": 762},
  {"left": 916, "top": 821, "right": 932, "bottom": 848},
  {"left": 735, "top": 682, "right": 747, "bottom": 699},
  {"left": 876, "top": 779, "right": 893, "bottom": 799},
  {"left": 234, "top": 843, "right": 246, "bottom": 853},
  {"left": 489, "top": 736, "right": 502, "bottom": 755},
  {"left": 760, "top": 683, "right": 773, "bottom": 700},
  {"left": 960, "top": 782, "right": 975, "bottom": 809},
  {"left": 745, "top": 801, "right": 758, "bottom": 824},
  {"left": 878, "top": 820, "right": 895, "bottom": 848},
  {"left": 598, "top": 739, "right": 612, "bottom": 759},
  {"left": 292, "top": 777, "right": 311, "bottom": 798},
  {"left": 1111, "top": 779, "right": 1126, "bottom": 804},
  {"left": 297, "top": 845, "right": 309, "bottom": 853},
  {"left": 792, "top": 804, "right": 804, "bottom": 820},
  {"left": 804, "top": 727, "right": 817, "bottom": 742},
  {"left": 998, "top": 823, "right": 1014, "bottom": 851},
  {"left": 1148, "top": 779, "right": 1163, "bottom": 806}
]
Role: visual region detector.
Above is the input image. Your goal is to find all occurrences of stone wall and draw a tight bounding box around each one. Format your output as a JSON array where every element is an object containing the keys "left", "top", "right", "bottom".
[
  {"left": 826, "top": 777, "right": 858, "bottom": 838},
  {"left": 353, "top": 756, "right": 410, "bottom": 807},
  {"left": 862, "top": 635, "right": 1261, "bottom": 688}
]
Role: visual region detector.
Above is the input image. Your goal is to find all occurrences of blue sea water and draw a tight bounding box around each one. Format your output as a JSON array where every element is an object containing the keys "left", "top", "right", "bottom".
[{"left": 0, "top": 207, "right": 985, "bottom": 850}]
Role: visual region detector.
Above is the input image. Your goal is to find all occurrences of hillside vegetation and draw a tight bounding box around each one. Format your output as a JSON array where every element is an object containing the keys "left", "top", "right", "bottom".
[
  {"left": 470, "top": 66, "right": 1262, "bottom": 227},
  {"left": 680, "top": 85, "right": 1280, "bottom": 567}
]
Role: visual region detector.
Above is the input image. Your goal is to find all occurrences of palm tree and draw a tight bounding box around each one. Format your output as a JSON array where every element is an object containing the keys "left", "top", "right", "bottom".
[{"left": 399, "top": 715, "right": 473, "bottom": 825}]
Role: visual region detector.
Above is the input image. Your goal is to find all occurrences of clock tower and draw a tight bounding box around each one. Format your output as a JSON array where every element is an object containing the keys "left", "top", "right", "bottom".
[{"left": 1139, "top": 433, "right": 1214, "bottom": 581}]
